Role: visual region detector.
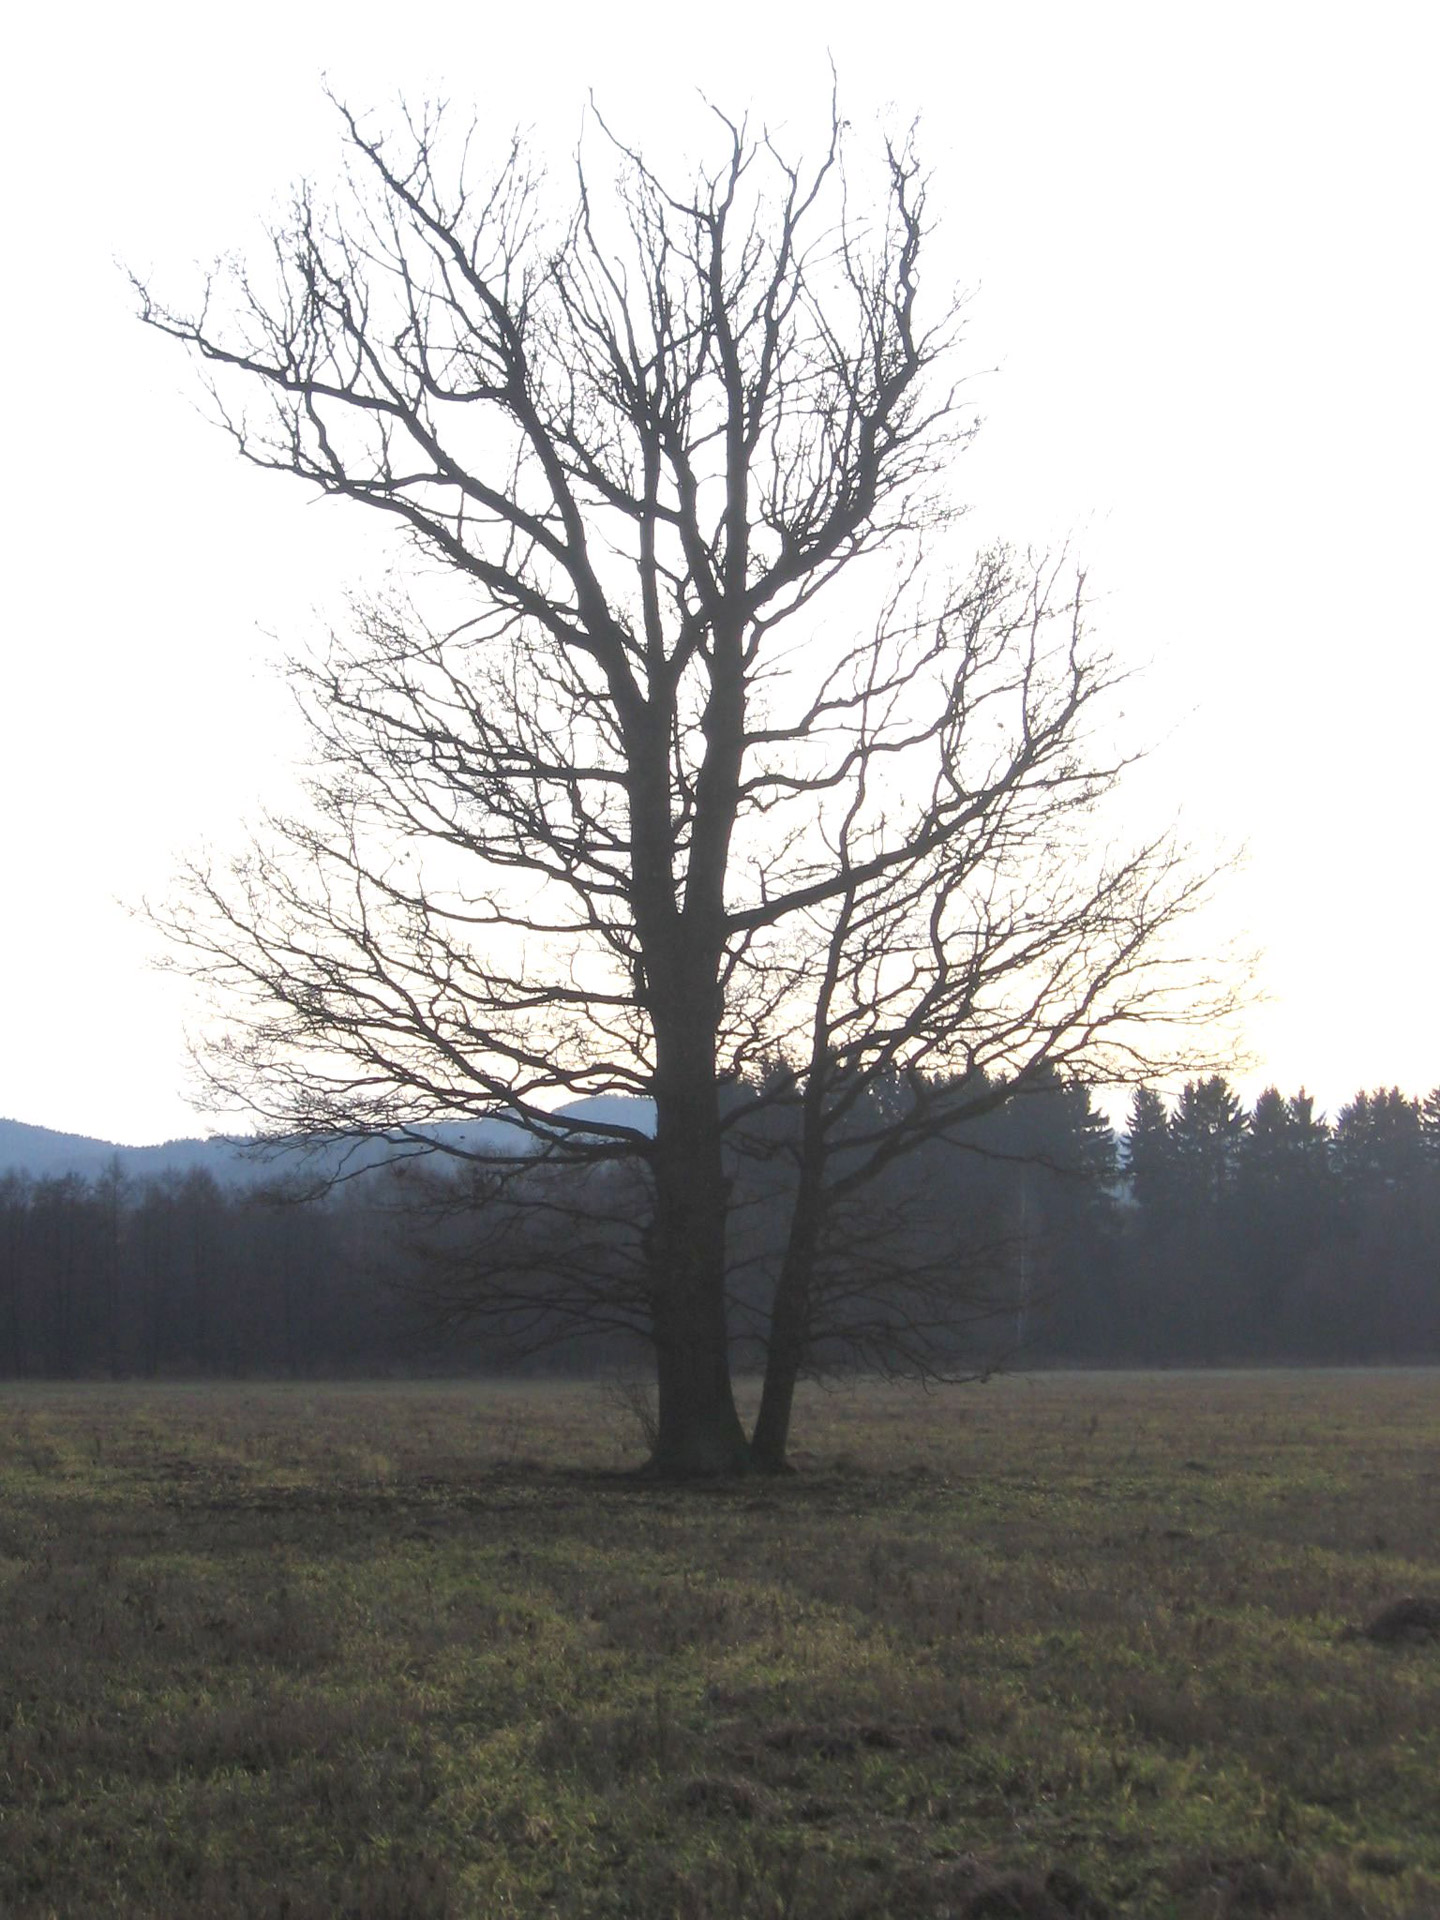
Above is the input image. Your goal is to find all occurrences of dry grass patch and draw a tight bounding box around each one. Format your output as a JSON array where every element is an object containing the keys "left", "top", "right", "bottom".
[{"left": 1, "top": 1371, "right": 1438, "bottom": 1915}]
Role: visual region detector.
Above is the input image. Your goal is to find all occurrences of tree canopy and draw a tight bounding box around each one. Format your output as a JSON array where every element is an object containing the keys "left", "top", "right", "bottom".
[{"left": 138, "top": 94, "right": 1232, "bottom": 1472}]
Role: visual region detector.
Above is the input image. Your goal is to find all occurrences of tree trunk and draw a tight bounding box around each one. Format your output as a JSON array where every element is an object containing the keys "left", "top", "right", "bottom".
[
  {"left": 646, "top": 1106, "right": 750, "bottom": 1475},
  {"left": 628, "top": 652, "right": 751, "bottom": 1475},
  {"left": 751, "top": 1177, "right": 825, "bottom": 1473},
  {"left": 643, "top": 971, "right": 750, "bottom": 1477}
]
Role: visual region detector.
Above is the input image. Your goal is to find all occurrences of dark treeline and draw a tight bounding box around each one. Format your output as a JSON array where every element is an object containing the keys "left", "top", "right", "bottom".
[
  {"left": 1112, "top": 1080, "right": 1440, "bottom": 1363},
  {"left": 1, "top": 1076, "right": 1438, "bottom": 1378},
  {"left": 0, "top": 1167, "right": 410, "bottom": 1379}
]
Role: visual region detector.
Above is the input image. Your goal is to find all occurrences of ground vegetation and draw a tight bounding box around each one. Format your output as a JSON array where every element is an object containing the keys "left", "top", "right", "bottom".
[{"left": 1, "top": 1372, "right": 1438, "bottom": 1916}]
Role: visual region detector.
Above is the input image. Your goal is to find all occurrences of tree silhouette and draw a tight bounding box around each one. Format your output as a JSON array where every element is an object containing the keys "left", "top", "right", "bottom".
[
  {"left": 1123, "top": 1087, "right": 1174, "bottom": 1212},
  {"left": 138, "top": 95, "right": 1229, "bottom": 1472},
  {"left": 1232, "top": 1088, "right": 1334, "bottom": 1353},
  {"left": 1334, "top": 1089, "right": 1425, "bottom": 1199},
  {"left": 1168, "top": 1076, "right": 1245, "bottom": 1214}
]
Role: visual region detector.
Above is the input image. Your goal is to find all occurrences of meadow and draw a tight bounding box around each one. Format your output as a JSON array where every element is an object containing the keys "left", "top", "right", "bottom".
[{"left": 1, "top": 1370, "right": 1437, "bottom": 1918}]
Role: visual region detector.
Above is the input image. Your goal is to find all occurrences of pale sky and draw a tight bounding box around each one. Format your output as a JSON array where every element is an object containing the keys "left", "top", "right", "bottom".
[{"left": 2, "top": 0, "right": 1436, "bottom": 1144}]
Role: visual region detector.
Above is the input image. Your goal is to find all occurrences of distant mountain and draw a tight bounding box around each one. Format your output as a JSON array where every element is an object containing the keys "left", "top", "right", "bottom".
[
  {"left": 0, "top": 1098, "right": 656, "bottom": 1185},
  {"left": 542, "top": 1095, "right": 656, "bottom": 1137},
  {"left": 0, "top": 1119, "right": 255, "bottom": 1184}
]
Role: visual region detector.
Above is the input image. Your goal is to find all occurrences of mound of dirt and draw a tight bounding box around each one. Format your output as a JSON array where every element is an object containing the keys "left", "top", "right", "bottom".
[
  {"left": 1357, "top": 1595, "right": 1440, "bottom": 1645},
  {"left": 958, "top": 1866, "right": 1111, "bottom": 1919},
  {"left": 752, "top": 1718, "right": 965, "bottom": 1760},
  {"left": 866, "top": 1860, "right": 1110, "bottom": 1920},
  {"left": 672, "top": 1772, "right": 776, "bottom": 1820}
]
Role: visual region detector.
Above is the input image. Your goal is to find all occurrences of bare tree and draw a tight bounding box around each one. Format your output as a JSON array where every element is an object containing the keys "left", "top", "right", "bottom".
[{"left": 138, "top": 94, "right": 1232, "bottom": 1474}]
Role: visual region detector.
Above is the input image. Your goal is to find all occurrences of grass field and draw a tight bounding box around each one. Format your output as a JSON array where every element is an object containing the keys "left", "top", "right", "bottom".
[{"left": 1, "top": 1371, "right": 1438, "bottom": 1918}]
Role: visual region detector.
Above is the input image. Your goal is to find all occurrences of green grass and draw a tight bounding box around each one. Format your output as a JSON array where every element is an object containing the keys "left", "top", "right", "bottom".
[{"left": 1, "top": 1372, "right": 1438, "bottom": 1917}]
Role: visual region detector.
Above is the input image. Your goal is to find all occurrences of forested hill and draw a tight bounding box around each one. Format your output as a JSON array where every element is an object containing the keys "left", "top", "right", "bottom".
[
  {"left": 1, "top": 1078, "right": 1436, "bottom": 1377},
  {"left": 0, "top": 1098, "right": 657, "bottom": 1186},
  {"left": 0, "top": 1119, "right": 258, "bottom": 1184}
]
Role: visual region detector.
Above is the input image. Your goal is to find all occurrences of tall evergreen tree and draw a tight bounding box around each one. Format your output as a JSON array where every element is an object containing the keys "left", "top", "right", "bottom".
[
  {"left": 1123, "top": 1087, "right": 1174, "bottom": 1215},
  {"left": 1420, "top": 1087, "right": 1440, "bottom": 1170},
  {"left": 1233, "top": 1087, "right": 1335, "bottom": 1355},
  {"left": 1168, "top": 1076, "right": 1245, "bottom": 1213},
  {"left": 1333, "top": 1089, "right": 1425, "bottom": 1199}
]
